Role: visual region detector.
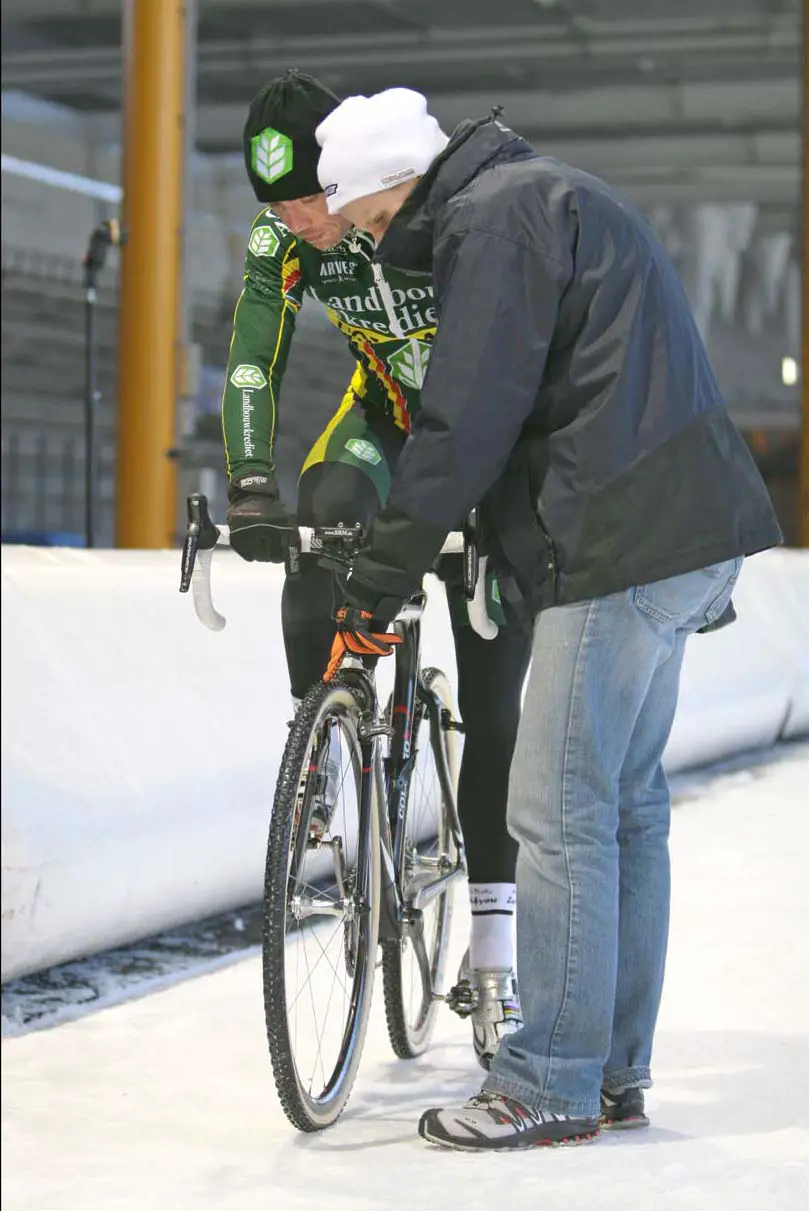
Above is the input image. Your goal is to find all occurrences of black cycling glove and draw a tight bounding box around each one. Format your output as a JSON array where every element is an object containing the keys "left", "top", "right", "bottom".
[{"left": 226, "top": 473, "right": 296, "bottom": 564}]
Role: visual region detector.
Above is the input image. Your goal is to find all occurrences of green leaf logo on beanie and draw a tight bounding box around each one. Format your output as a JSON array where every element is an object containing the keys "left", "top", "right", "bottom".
[{"left": 251, "top": 127, "right": 293, "bottom": 184}]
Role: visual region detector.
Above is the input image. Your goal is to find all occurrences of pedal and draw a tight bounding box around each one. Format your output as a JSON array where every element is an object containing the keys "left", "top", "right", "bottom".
[{"left": 445, "top": 980, "right": 479, "bottom": 1018}]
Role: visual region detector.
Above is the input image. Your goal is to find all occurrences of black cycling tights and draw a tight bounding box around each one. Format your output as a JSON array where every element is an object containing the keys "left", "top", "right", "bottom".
[{"left": 281, "top": 461, "right": 531, "bottom": 885}]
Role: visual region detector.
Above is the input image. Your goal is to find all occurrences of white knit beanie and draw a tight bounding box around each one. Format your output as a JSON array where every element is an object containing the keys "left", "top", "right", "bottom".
[{"left": 316, "top": 88, "right": 449, "bottom": 214}]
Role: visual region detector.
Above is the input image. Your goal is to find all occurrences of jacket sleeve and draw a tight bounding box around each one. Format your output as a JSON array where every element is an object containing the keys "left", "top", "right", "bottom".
[
  {"left": 348, "top": 227, "right": 567, "bottom": 613},
  {"left": 221, "top": 211, "right": 303, "bottom": 482}
]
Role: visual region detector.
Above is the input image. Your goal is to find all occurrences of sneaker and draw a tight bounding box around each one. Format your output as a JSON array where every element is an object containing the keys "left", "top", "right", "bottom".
[
  {"left": 599, "top": 1086, "right": 650, "bottom": 1130},
  {"left": 418, "top": 1091, "right": 599, "bottom": 1152},
  {"left": 446, "top": 951, "right": 523, "bottom": 1070}
]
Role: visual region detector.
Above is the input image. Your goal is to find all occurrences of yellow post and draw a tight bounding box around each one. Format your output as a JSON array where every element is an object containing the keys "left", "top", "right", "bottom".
[
  {"left": 116, "top": 0, "right": 187, "bottom": 548},
  {"left": 802, "top": 0, "right": 809, "bottom": 546}
]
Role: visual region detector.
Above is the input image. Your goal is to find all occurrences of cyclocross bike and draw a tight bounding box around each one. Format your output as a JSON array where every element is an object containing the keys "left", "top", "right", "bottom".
[{"left": 180, "top": 493, "right": 497, "bottom": 1132}]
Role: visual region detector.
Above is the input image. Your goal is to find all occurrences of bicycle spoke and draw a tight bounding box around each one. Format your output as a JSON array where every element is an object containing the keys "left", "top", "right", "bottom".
[
  {"left": 285, "top": 918, "right": 347, "bottom": 1016},
  {"left": 312, "top": 936, "right": 350, "bottom": 1091},
  {"left": 290, "top": 918, "right": 352, "bottom": 1097},
  {"left": 298, "top": 924, "right": 325, "bottom": 1092}
]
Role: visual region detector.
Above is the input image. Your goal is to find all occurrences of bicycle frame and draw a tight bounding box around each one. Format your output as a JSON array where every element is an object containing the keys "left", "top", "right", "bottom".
[
  {"left": 340, "top": 604, "right": 467, "bottom": 951},
  {"left": 178, "top": 490, "right": 472, "bottom": 952}
]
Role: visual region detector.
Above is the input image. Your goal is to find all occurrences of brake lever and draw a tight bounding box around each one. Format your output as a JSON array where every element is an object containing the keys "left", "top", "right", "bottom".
[
  {"left": 180, "top": 493, "right": 220, "bottom": 593},
  {"left": 462, "top": 508, "right": 481, "bottom": 602}
]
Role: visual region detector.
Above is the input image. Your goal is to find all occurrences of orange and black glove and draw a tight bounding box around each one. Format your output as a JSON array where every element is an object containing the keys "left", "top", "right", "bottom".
[{"left": 323, "top": 606, "right": 403, "bottom": 682}]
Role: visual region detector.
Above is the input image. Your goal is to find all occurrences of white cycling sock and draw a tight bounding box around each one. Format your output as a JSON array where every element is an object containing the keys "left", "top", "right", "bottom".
[{"left": 468, "top": 882, "right": 516, "bottom": 971}]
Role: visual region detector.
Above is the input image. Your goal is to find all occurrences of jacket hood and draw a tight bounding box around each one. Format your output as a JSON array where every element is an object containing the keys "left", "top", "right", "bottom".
[{"left": 374, "top": 117, "right": 535, "bottom": 272}]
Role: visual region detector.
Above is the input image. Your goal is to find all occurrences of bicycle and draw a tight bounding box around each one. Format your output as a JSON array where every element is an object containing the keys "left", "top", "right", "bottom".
[{"left": 180, "top": 493, "right": 497, "bottom": 1132}]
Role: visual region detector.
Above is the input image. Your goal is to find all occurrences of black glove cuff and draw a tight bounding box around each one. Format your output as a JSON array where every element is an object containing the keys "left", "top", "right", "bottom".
[{"left": 228, "top": 471, "right": 279, "bottom": 501}]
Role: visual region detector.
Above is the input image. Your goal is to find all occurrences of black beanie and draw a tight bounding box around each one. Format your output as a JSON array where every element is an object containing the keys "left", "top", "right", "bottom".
[{"left": 243, "top": 69, "right": 341, "bottom": 203}]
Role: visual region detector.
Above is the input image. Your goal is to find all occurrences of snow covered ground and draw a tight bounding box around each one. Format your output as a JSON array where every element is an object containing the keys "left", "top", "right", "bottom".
[{"left": 3, "top": 744, "right": 808, "bottom": 1211}]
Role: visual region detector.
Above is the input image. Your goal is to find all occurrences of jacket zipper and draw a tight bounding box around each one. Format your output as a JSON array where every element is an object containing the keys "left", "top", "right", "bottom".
[{"left": 533, "top": 499, "right": 558, "bottom": 598}]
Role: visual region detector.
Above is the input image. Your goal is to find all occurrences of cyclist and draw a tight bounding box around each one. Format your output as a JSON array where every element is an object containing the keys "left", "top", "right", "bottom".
[{"left": 221, "top": 70, "right": 531, "bottom": 1068}]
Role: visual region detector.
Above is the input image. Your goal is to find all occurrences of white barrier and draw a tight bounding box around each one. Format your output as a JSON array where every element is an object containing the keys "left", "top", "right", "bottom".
[
  {"left": 2, "top": 546, "right": 807, "bottom": 983},
  {"left": 664, "top": 549, "right": 809, "bottom": 770}
]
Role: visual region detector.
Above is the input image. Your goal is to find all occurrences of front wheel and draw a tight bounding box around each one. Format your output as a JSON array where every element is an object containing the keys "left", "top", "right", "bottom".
[
  {"left": 381, "top": 667, "right": 463, "bottom": 1058},
  {"left": 262, "top": 679, "right": 380, "bottom": 1131}
]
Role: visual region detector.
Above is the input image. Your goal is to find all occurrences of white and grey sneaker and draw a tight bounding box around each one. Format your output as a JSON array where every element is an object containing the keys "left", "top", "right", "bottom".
[
  {"left": 446, "top": 951, "right": 523, "bottom": 1069},
  {"left": 418, "top": 1091, "right": 599, "bottom": 1151}
]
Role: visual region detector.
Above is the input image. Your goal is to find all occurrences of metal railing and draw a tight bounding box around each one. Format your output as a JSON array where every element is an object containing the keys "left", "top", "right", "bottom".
[{"left": 0, "top": 426, "right": 117, "bottom": 545}]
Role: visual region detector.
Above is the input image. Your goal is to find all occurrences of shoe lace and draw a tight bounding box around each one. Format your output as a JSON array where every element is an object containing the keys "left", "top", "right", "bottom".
[{"left": 466, "top": 1093, "right": 542, "bottom": 1129}]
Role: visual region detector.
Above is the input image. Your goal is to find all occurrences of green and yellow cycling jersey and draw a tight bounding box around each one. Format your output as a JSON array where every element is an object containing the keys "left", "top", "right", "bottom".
[{"left": 221, "top": 208, "right": 438, "bottom": 482}]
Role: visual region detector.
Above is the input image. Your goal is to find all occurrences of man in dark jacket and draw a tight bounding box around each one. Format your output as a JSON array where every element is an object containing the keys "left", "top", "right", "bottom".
[{"left": 316, "top": 87, "right": 783, "bottom": 1151}]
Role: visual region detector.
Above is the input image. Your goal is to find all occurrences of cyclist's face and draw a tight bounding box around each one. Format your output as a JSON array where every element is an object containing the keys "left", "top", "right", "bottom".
[
  {"left": 269, "top": 195, "right": 351, "bottom": 249},
  {"left": 340, "top": 181, "right": 418, "bottom": 245}
]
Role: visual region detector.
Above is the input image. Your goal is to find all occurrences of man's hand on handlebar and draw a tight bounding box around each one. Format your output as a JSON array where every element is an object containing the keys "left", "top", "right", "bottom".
[
  {"left": 226, "top": 473, "right": 296, "bottom": 563},
  {"left": 323, "top": 606, "right": 404, "bottom": 683},
  {"left": 181, "top": 494, "right": 499, "bottom": 642}
]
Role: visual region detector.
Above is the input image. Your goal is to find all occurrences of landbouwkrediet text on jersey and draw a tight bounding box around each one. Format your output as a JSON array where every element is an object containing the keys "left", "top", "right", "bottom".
[
  {"left": 327, "top": 284, "right": 437, "bottom": 335},
  {"left": 229, "top": 364, "right": 269, "bottom": 460},
  {"left": 242, "top": 396, "right": 255, "bottom": 458}
]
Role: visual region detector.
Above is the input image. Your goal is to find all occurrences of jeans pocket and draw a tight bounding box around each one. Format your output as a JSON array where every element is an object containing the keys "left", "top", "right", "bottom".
[
  {"left": 701, "top": 557, "right": 743, "bottom": 625},
  {"left": 634, "top": 559, "right": 743, "bottom": 627}
]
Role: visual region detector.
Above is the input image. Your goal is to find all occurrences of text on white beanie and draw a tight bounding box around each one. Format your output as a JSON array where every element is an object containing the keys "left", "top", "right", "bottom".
[{"left": 316, "top": 88, "right": 449, "bottom": 214}]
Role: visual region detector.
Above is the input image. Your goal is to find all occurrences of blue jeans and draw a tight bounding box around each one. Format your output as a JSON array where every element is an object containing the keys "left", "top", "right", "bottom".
[{"left": 484, "top": 559, "right": 743, "bottom": 1118}]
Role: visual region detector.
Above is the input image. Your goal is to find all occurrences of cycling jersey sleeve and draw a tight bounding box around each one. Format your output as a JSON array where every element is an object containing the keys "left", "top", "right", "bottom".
[{"left": 221, "top": 210, "right": 304, "bottom": 481}]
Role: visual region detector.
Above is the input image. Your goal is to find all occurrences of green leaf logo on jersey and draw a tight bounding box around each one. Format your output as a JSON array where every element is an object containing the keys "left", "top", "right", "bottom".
[
  {"left": 230, "top": 364, "right": 267, "bottom": 390},
  {"left": 346, "top": 438, "right": 382, "bottom": 466},
  {"left": 251, "top": 127, "right": 293, "bottom": 185},
  {"left": 387, "top": 340, "right": 431, "bottom": 391},
  {"left": 248, "top": 226, "right": 280, "bottom": 257}
]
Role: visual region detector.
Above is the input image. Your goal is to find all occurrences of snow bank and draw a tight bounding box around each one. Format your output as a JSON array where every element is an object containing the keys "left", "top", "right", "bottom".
[{"left": 2, "top": 545, "right": 807, "bottom": 981}]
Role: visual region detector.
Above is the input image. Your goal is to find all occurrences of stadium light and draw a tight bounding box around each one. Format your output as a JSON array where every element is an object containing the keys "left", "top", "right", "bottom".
[{"left": 781, "top": 357, "right": 799, "bottom": 387}]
